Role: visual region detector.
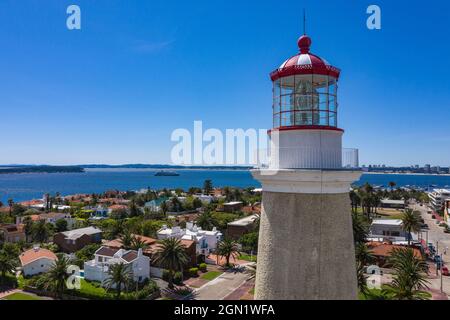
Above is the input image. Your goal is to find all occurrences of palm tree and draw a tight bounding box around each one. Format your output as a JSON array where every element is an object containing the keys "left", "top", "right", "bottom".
[
  {"left": 384, "top": 247, "right": 429, "bottom": 300},
  {"left": 203, "top": 179, "right": 213, "bottom": 195},
  {"left": 22, "top": 216, "right": 34, "bottom": 242},
  {"left": 196, "top": 211, "right": 215, "bottom": 230},
  {"left": 351, "top": 211, "right": 370, "bottom": 244},
  {"left": 160, "top": 201, "right": 168, "bottom": 217},
  {"left": 401, "top": 209, "right": 422, "bottom": 246},
  {"left": 45, "top": 255, "right": 70, "bottom": 299},
  {"left": 153, "top": 238, "right": 189, "bottom": 289},
  {"left": 104, "top": 262, "right": 133, "bottom": 298},
  {"left": 120, "top": 230, "right": 133, "bottom": 249},
  {"left": 7, "top": 198, "right": 14, "bottom": 216},
  {"left": 0, "top": 251, "right": 18, "bottom": 284},
  {"left": 217, "top": 238, "right": 240, "bottom": 268},
  {"left": 130, "top": 236, "right": 148, "bottom": 251},
  {"left": 32, "top": 220, "right": 49, "bottom": 243},
  {"left": 389, "top": 181, "right": 396, "bottom": 190},
  {"left": 356, "top": 260, "right": 368, "bottom": 296},
  {"left": 355, "top": 242, "right": 374, "bottom": 266}
]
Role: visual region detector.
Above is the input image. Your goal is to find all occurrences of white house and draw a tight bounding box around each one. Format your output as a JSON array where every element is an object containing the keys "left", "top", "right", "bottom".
[
  {"left": 194, "top": 194, "right": 214, "bottom": 204},
  {"left": 157, "top": 222, "right": 223, "bottom": 255},
  {"left": 84, "top": 246, "right": 150, "bottom": 285},
  {"left": 369, "top": 219, "right": 417, "bottom": 242},
  {"left": 428, "top": 189, "right": 450, "bottom": 211},
  {"left": 19, "top": 247, "right": 57, "bottom": 276}
]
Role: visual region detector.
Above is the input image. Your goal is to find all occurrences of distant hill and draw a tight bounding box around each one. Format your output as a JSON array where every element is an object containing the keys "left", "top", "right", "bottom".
[
  {"left": 0, "top": 166, "right": 84, "bottom": 174},
  {"left": 0, "top": 164, "right": 253, "bottom": 171},
  {"left": 78, "top": 164, "right": 253, "bottom": 170}
]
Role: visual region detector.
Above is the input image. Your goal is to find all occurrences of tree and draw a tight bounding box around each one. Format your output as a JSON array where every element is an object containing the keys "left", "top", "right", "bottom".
[
  {"left": 153, "top": 238, "right": 189, "bottom": 289},
  {"left": 130, "top": 236, "right": 148, "bottom": 251},
  {"left": 217, "top": 238, "right": 240, "bottom": 268},
  {"left": 45, "top": 255, "right": 70, "bottom": 299},
  {"left": 196, "top": 211, "right": 215, "bottom": 230},
  {"left": 351, "top": 211, "right": 370, "bottom": 244},
  {"left": 384, "top": 248, "right": 429, "bottom": 300},
  {"left": 0, "top": 243, "right": 19, "bottom": 284},
  {"left": 104, "top": 262, "right": 133, "bottom": 298},
  {"left": 401, "top": 209, "right": 422, "bottom": 246},
  {"left": 356, "top": 260, "right": 368, "bottom": 296},
  {"left": 0, "top": 251, "right": 18, "bottom": 284},
  {"left": 389, "top": 181, "right": 396, "bottom": 190},
  {"left": 160, "top": 201, "right": 168, "bottom": 217},
  {"left": 55, "top": 219, "right": 68, "bottom": 232},
  {"left": 239, "top": 232, "right": 259, "bottom": 253},
  {"left": 120, "top": 230, "right": 134, "bottom": 249},
  {"left": 7, "top": 198, "right": 14, "bottom": 217},
  {"left": 355, "top": 242, "right": 374, "bottom": 266},
  {"left": 203, "top": 179, "right": 213, "bottom": 195},
  {"left": 32, "top": 220, "right": 50, "bottom": 243}
]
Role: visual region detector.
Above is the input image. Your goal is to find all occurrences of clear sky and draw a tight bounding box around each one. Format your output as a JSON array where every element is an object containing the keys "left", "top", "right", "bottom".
[{"left": 1, "top": 0, "right": 449, "bottom": 166}]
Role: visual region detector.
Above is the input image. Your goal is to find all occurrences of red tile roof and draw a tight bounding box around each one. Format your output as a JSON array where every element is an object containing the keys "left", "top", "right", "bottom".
[{"left": 19, "top": 248, "right": 57, "bottom": 266}]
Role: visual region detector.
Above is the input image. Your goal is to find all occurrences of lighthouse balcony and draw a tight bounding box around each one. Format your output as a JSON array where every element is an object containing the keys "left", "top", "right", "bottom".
[{"left": 255, "top": 147, "right": 359, "bottom": 170}]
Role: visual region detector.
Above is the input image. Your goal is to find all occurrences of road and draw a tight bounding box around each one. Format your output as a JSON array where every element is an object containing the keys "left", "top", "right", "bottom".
[
  {"left": 194, "top": 270, "right": 252, "bottom": 300},
  {"left": 412, "top": 203, "right": 450, "bottom": 298}
]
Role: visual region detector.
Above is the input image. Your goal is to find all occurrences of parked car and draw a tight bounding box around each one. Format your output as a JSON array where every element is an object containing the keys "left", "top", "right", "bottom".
[
  {"left": 442, "top": 266, "right": 449, "bottom": 276},
  {"left": 421, "top": 223, "right": 429, "bottom": 229},
  {"left": 432, "top": 215, "right": 436, "bottom": 219}
]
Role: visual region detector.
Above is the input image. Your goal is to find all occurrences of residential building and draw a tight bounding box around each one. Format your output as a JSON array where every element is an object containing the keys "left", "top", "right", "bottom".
[
  {"left": 428, "top": 189, "right": 450, "bottom": 211},
  {"left": 223, "top": 201, "right": 243, "bottom": 213},
  {"left": 0, "top": 223, "right": 26, "bottom": 243},
  {"left": 53, "top": 226, "right": 102, "bottom": 253},
  {"left": 19, "top": 247, "right": 57, "bottom": 276},
  {"left": 367, "top": 242, "right": 423, "bottom": 267},
  {"left": 157, "top": 223, "right": 223, "bottom": 255},
  {"left": 380, "top": 199, "right": 405, "bottom": 209},
  {"left": 84, "top": 246, "right": 150, "bottom": 285},
  {"left": 369, "top": 219, "right": 412, "bottom": 241},
  {"left": 104, "top": 234, "right": 197, "bottom": 276},
  {"left": 227, "top": 214, "right": 260, "bottom": 239}
]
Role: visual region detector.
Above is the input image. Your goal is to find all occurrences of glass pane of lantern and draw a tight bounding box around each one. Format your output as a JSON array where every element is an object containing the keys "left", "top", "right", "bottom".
[
  {"left": 329, "top": 112, "right": 337, "bottom": 127},
  {"left": 273, "top": 97, "right": 280, "bottom": 114},
  {"left": 273, "top": 113, "right": 280, "bottom": 128},
  {"left": 329, "top": 96, "right": 336, "bottom": 113},
  {"left": 313, "top": 75, "right": 328, "bottom": 95},
  {"left": 280, "top": 76, "right": 295, "bottom": 95},
  {"left": 319, "top": 110, "right": 329, "bottom": 126},
  {"left": 273, "top": 79, "right": 281, "bottom": 99},
  {"left": 328, "top": 78, "right": 337, "bottom": 96},
  {"left": 296, "top": 111, "right": 312, "bottom": 125}
]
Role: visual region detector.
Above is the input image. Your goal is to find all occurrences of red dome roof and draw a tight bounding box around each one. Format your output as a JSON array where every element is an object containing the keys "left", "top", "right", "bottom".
[{"left": 270, "top": 35, "right": 340, "bottom": 81}]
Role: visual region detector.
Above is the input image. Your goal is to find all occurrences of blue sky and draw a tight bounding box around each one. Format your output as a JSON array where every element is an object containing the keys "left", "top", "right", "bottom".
[{"left": 0, "top": 0, "right": 449, "bottom": 166}]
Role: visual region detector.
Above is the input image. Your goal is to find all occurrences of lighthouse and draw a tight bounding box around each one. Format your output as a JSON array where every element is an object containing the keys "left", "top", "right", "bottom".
[{"left": 251, "top": 33, "right": 361, "bottom": 300}]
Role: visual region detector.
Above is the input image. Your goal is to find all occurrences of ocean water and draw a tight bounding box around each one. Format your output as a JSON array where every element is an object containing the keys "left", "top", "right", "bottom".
[{"left": 1, "top": 169, "right": 450, "bottom": 203}]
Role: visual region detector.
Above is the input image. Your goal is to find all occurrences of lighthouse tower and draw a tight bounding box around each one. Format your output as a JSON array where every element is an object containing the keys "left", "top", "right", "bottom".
[{"left": 251, "top": 33, "right": 361, "bottom": 300}]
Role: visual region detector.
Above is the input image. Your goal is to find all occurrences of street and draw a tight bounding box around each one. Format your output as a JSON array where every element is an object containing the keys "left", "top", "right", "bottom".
[
  {"left": 194, "top": 270, "right": 252, "bottom": 300},
  {"left": 412, "top": 203, "right": 450, "bottom": 298}
]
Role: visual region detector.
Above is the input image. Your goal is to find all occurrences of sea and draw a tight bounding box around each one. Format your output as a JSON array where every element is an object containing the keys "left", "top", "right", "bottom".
[{"left": 1, "top": 168, "right": 450, "bottom": 203}]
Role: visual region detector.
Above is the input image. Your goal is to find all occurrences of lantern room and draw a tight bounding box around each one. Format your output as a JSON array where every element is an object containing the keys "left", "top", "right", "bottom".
[{"left": 270, "top": 35, "right": 341, "bottom": 130}]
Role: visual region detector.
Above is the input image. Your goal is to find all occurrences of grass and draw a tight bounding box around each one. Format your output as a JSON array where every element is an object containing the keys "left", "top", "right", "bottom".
[
  {"left": 71, "top": 279, "right": 112, "bottom": 299},
  {"left": 2, "top": 292, "right": 43, "bottom": 300},
  {"left": 238, "top": 254, "right": 257, "bottom": 262},
  {"left": 200, "top": 271, "right": 222, "bottom": 281},
  {"left": 249, "top": 288, "right": 255, "bottom": 295}
]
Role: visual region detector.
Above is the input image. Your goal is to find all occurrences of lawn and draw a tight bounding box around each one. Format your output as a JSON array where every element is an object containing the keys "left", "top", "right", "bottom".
[
  {"left": 70, "top": 279, "right": 112, "bottom": 299},
  {"left": 200, "top": 271, "right": 223, "bottom": 281},
  {"left": 3, "top": 292, "right": 43, "bottom": 300},
  {"left": 238, "top": 254, "right": 257, "bottom": 262}
]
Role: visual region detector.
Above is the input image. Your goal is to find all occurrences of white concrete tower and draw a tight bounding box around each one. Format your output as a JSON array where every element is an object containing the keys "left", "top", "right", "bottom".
[{"left": 251, "top": 33, "right": 361, "bottom": 300}]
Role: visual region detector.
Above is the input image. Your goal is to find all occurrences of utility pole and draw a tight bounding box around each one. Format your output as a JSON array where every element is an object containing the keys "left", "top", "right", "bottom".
[{"left": 440, "top": 255, "right": 444, "bottom": 294}]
